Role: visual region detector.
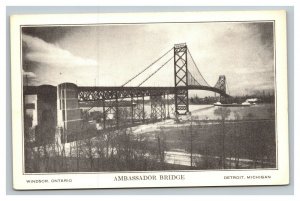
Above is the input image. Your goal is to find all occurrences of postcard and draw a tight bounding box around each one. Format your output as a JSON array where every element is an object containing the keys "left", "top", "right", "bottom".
[{"left": 10, "top": 10, "right": 289, "bottom": 189}]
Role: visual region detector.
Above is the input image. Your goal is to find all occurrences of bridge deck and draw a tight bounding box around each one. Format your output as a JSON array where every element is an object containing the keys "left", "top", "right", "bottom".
[{"left": 24, "top": 85, "right": 230, "bottom": 101}]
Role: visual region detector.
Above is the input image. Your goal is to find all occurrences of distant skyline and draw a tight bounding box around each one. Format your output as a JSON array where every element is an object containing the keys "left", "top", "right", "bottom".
[{"left": 22, "top": 21, "right": 275, "bottom": 96}]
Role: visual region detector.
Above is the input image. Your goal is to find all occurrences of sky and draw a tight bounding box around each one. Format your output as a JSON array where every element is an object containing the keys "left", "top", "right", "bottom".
[{"left": 22, "top": 22, "right": 274, "bottom": 96}]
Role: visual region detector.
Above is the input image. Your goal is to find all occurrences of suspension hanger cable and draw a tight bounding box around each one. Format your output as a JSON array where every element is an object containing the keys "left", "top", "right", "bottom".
[
  {"left": 187, "top": 48, "right": 210, "bottom": 87},
  {"left": 187, "top": 70, "right": 201, "bottom": 86}
]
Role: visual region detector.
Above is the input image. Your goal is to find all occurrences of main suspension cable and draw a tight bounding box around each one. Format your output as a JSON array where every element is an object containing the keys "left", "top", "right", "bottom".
[
  {"left": 122, "top": 47, "right": 173, "bottom": 86},
  {"left": 138, "top": 56, "right": 174, "bottom": 87}
]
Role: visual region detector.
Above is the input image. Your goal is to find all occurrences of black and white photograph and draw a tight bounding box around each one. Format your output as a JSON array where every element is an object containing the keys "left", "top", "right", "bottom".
[{"left": 10, "top": 11, "right": 289, "bottom": 189}]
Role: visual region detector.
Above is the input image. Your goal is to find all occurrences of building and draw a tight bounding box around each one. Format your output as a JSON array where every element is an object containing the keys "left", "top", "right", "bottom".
[{"left": 24, "top": 85, "right": 57, "bottom": 145}]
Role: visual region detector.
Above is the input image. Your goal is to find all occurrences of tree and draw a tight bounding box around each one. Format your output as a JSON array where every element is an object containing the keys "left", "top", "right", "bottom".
[
  {"left": 233, "top": 111, "right": 241, "bottom": 169},
  {"left": 214, "top": 107, "right": 231, "bottom": 169},
  {"left": 157, "top": 127, "right": 166, "bottom": 169},
  {"left": 24, "top": 113, "right": 33, "bottom": 172}
]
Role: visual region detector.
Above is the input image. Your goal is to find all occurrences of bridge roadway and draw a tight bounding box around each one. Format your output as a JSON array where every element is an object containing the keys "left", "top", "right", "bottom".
[
  {"left": 76, "top": 86, "right": 230, "bottom": 101},
  {"left": 24, "top": 85, "right": 230, "bottom": 101}
]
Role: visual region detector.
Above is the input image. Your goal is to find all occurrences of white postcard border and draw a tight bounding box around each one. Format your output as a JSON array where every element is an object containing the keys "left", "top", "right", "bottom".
[{"left": 10, "top": 10, "right": 289, "bottom": 189}]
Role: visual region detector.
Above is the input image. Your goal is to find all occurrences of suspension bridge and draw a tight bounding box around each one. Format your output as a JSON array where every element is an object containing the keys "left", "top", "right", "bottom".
[{"left": 24, "top": 43, "right": 231, "bottom": 143}]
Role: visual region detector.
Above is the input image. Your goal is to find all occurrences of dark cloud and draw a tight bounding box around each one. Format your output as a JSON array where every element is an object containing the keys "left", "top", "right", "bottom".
[
  {"left": 22, "top": 26, "right": 74, "bottom": 43},
  {"left": 256, "top": 22, "right": 274, "bottom": 47},
  {"left": 241, "top": 22, "right": 274, "bottom": 46}
]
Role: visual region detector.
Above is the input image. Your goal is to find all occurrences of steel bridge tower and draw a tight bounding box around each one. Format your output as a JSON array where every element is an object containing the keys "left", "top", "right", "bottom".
[
  {"left": 174, "top": 43, "right": 189, "bottom": 115},
  {"left": 215, "top": 75, "right": 227, "bottom": 103}
]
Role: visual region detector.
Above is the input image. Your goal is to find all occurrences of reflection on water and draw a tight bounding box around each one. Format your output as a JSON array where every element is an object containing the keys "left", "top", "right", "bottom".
[
  {"left": 88, "top": 103, "right": 275, "bottom": 121},
  {"left": 189, "top": 104, "right": 275, "bottom": 120}
]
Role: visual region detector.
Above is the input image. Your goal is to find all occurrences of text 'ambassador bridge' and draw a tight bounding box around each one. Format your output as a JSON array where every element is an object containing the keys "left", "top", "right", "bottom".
[{"left": 24, "top": 43, "right": 231, "bottom": 143}]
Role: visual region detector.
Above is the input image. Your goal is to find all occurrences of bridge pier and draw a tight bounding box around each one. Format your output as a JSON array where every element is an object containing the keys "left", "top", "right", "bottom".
[
  {"left": 132, "top": 95, "right": 145, "bottom": 123},
  {"left": 174, "top": 89, "right": 189, "bottom": 115},
  {"left": 131, "top": 95, "right": 134, "bottom": 124},
  {"left": 150, "top": 94, "right": 166, "bottom": 121},
  {"left": 166, "top": 93, "right": 175, "bottom": 118},
  {"left": 219, "top": 95, "right": 226, "bottom": 103},
  {"left": 142, "top": 95, "right": 145, "bottom": 122},
  {"left": 166, "top": 93, "right": 170, "bottom": 118},
  {"left": 115, "top": 93, "right": 119, "bottom": 128},
  {"left": 102, "top": 98, "right": 106, "bottom": 129},
  {"left": 57, "top": 83, "right": 82, "bottom": 143},
  {"left": 104, "top": 99, "right": 118, "bottom": 129}
]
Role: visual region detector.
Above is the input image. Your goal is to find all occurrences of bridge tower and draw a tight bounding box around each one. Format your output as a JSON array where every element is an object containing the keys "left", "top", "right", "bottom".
[
  {"left": 216, "top": 75, "right": 227, "bottom": 103},
  {"left": 174, "top": 43, "right": 189, "bottom": 115}
]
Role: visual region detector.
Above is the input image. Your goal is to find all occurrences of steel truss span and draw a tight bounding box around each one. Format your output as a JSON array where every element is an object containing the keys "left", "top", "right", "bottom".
[{"left": 76, "top": 86, "right": 229, "bottom": 102}]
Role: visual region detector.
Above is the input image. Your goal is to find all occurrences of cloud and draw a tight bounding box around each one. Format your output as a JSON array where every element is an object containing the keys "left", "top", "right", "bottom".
[
  {"left": 22, "top": 70, "right": 36, "bottom": 78},
  {"left": 22, "top": 34, "right": 98, "bottom": 68},
  {"left": 22, "top": 23, "right": 275, "bottom": 96},
  {"left": 22, "top": 70, "right": 38, "bottom": 85},
  {"left": 22, "top": 34, "right": 99, "bottom": 86}
]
